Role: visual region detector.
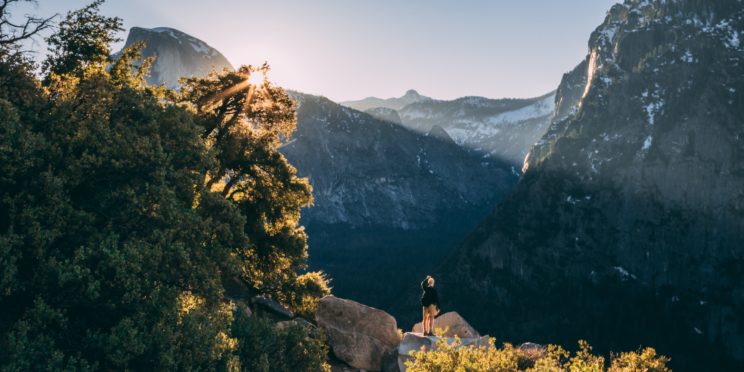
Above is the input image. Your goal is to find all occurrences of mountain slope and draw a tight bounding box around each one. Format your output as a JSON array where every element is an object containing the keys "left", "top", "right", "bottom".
[
  {"left": 121, "top": 27, "right": 233, "bottom": 87},
  {"left": 282, "top": 92, "right": 519, "bottom": 311},
  {"left": 398, "top": 92, "right": 557, "bottom": 165},
  {"left": 439, "top": 0, "right": 744, "bottom": 370}
]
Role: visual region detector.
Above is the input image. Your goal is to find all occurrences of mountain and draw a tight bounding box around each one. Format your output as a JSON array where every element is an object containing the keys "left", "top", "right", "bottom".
[
  {"left": 282, "top": 92, "right": 519, "bottom": 311},
  {"left": 285, "top": 92, "right": 517, "bottom": 230},
  {"left": 364, "top": 107, "right": 402, "bottom": 124},
  {"left": 121, "top": 27, "right": 233, "bottom": 88},
  {"left": 438, "top": 0, "right": 744, "bottom": 369},
  {"left": 398, "top": 92, "right": 557, "bottom": 165},
  {"left": 348, "top": 90, "right": 558, "bottom": 166},
  {"left": 341, "top": 89, "right": 431, "bottom": 111}
]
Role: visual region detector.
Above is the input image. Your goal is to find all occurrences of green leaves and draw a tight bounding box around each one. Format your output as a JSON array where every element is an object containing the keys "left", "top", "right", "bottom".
[
  {"left": 43, "top": 0, "right": 123, "bottom": 78},
  {"left": 1, "top": 2, "right": 327, "bottom": 369}
]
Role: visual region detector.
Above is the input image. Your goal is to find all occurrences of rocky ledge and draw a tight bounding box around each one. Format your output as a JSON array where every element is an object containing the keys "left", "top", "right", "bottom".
[{"left": 314, "top": 296, "right": 516, "bottom": 372}]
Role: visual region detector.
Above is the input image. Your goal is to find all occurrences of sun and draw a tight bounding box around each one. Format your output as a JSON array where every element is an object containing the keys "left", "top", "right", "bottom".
[{"left": 248, "top": 71, "right": 265, "bottom": 86}]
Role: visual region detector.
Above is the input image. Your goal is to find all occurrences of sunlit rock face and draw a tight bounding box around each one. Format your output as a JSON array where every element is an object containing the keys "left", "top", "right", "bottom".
[
  {"left": 121, "top": 27, "right": 233, "bottom": 88},
  {"left": 281, "top": 92, "right": 518, "bottom": 314},
  {"left": 440, "top": 0, "right": 744, "bottom": 370}
]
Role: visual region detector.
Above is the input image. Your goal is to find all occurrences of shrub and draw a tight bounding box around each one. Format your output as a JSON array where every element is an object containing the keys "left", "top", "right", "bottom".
[
  {"left": 406, "top": 336, "right": 670, "bottom": 372},
  {"left": 231, "top": 312, "right": 330, "bottom": 372},
  {"left": 406, "top": 329, "right": 519, "bottom": 372},
  {"left": 609, "top": 347, "right": 670, "bottom": 372},
  {"left": 283, "top": 271, "right": 332, "bottom": 319}
]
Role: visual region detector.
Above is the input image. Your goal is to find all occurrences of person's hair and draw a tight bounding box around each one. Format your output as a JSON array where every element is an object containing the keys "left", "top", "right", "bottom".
[{"left": 428, "top": 277, "right": 435, "bottom": 287}]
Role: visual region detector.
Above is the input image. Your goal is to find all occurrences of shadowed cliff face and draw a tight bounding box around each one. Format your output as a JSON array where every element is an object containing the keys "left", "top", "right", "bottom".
[
  {"left": 285, "top": 92, "right": 517, "bottom": 230},
  {"left": 122, "top": 27, "right": 233, "bottom": 88},
  {"left": 440, "top": 0, "right": 744, "bottom": 370}
]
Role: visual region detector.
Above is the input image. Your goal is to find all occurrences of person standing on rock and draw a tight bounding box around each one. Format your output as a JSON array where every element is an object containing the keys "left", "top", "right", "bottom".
[{"left": 420, "top": 275, "right": 440, "bottom": 336}]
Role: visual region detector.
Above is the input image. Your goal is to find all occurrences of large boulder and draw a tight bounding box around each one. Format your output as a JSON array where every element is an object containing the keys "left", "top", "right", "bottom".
[
  {"left": 412, "top": 311, "right": 479, "bottom": 338},
  {"left": 316, "top": 296, "right": 402, "bottom": 371}
]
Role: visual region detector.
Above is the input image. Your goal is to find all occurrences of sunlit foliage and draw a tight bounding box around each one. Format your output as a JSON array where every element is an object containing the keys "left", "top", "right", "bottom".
[
  {"left": 282, "top": 271, "right": 332, "bottom": 319},
  {"left": 180, "top": 63, "right": 313, "bottom": 299},
  {"left": 405, "top": 330, "right": 669, "bottom": 372}
]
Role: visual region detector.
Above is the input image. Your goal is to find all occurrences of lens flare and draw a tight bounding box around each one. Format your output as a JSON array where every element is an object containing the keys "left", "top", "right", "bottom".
[{"left": 248, "top": 71, "right": 265, "bottom": 86}]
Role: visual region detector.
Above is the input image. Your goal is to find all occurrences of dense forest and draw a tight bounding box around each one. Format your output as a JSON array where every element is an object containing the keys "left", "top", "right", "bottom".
[{"left": 0, "top": 1, "right": 330, "bottom": 369}]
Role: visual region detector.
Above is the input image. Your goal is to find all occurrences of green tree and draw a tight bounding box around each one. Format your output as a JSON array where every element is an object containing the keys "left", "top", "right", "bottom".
[
  {"left": 1, "top": 1, "right": 326, "bottom": 370},
  {"left": 42, "top": 0, "right": 123, "bottom": 78},
  {"left": 0, "top": 0, "right": 55, "bottom": 50},
  {"left": 2, "top": 39, "right": 240, "bottom": 369},
  {"left": 180, "top": 64, "right": 314, "bottom": 299},
  {"left": 231, "top": 314, "right": 330, "bottom": 372}
]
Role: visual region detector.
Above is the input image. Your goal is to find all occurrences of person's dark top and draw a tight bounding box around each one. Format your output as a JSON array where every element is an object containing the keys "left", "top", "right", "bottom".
[{"left": 420, "top": 278, "right": 439, "bottom": 307}]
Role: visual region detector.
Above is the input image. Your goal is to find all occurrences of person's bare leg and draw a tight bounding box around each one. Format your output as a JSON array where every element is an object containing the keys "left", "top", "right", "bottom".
[
  {"left": 422, "top": 308, "right": 427, "bottom": 335},
  {"left": 429, "top": 306, "right": 435, "bottom": 335},
  {"left": 425, "top": 311, "right": 432, "bottom": 335}
]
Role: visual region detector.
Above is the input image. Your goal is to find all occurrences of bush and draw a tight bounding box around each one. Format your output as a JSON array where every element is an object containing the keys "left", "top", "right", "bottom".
[
  {"left": 231, "top": 312, "right": 330, "bottom": 372},
  {"left": 609, "top": 347, "right": 670, "bottom": 372},
  {"left": 406, "top": 330, "right": 519, "bottom": 372},
  {"left": 406, "top": 335, "right": 670, "bottom": 372},
  {"left": 284, "top": 271, "right": 332, "bottom": 319}
]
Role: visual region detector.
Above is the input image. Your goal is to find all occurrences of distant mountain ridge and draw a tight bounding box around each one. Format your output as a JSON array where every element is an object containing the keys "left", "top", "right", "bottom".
[
  {"left": 348, "top": 89, "right": 560, "bottom": 165},
  {"left": 121, "top": 27, "right": 233, "bottom": 88},
  {"left": 341, "top": 89, "right": 431, "bottom": 111},
  {"left": 398, "top": 92, "right": 557, "bottom": 164}
]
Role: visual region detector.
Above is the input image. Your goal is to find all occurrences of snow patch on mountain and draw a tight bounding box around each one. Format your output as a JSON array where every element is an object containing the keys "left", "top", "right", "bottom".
[
  {"left": 487, "top": 94, "right": 555, "bottom": 125},
  {"left": 398, "top": 92, "right": 557, "bottom": 164}
]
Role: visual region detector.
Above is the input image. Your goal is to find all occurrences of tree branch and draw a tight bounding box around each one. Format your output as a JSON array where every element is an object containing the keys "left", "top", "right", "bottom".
[{"left": 0, "top": 0, "right": 56, "bottom": 47}]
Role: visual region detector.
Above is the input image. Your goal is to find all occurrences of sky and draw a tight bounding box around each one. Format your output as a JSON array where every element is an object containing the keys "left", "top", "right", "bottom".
[{"left": 15, "top": 0, "right": 619, "bottom": 101}]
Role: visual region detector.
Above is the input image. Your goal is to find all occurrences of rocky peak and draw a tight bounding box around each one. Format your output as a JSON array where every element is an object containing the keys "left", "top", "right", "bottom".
[
  {"left": 340, "top": 89, "right": 432, "bottom": 111},
  {"left": 403, "top": 89, "right": 421, "bottom": 99},
  {"left": 121, "top": 27, "right": 233, "bottom": 88}
]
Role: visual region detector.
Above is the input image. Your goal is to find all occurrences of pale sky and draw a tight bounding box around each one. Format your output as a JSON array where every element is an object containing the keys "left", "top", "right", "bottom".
[{"left": 15, "top": 0, "right": 618, "bottom": 101}]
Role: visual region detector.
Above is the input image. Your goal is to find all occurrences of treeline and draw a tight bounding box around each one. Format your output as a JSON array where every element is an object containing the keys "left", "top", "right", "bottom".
[{"left": 0, "top": 1, "right": 329, "bottom": 370}]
